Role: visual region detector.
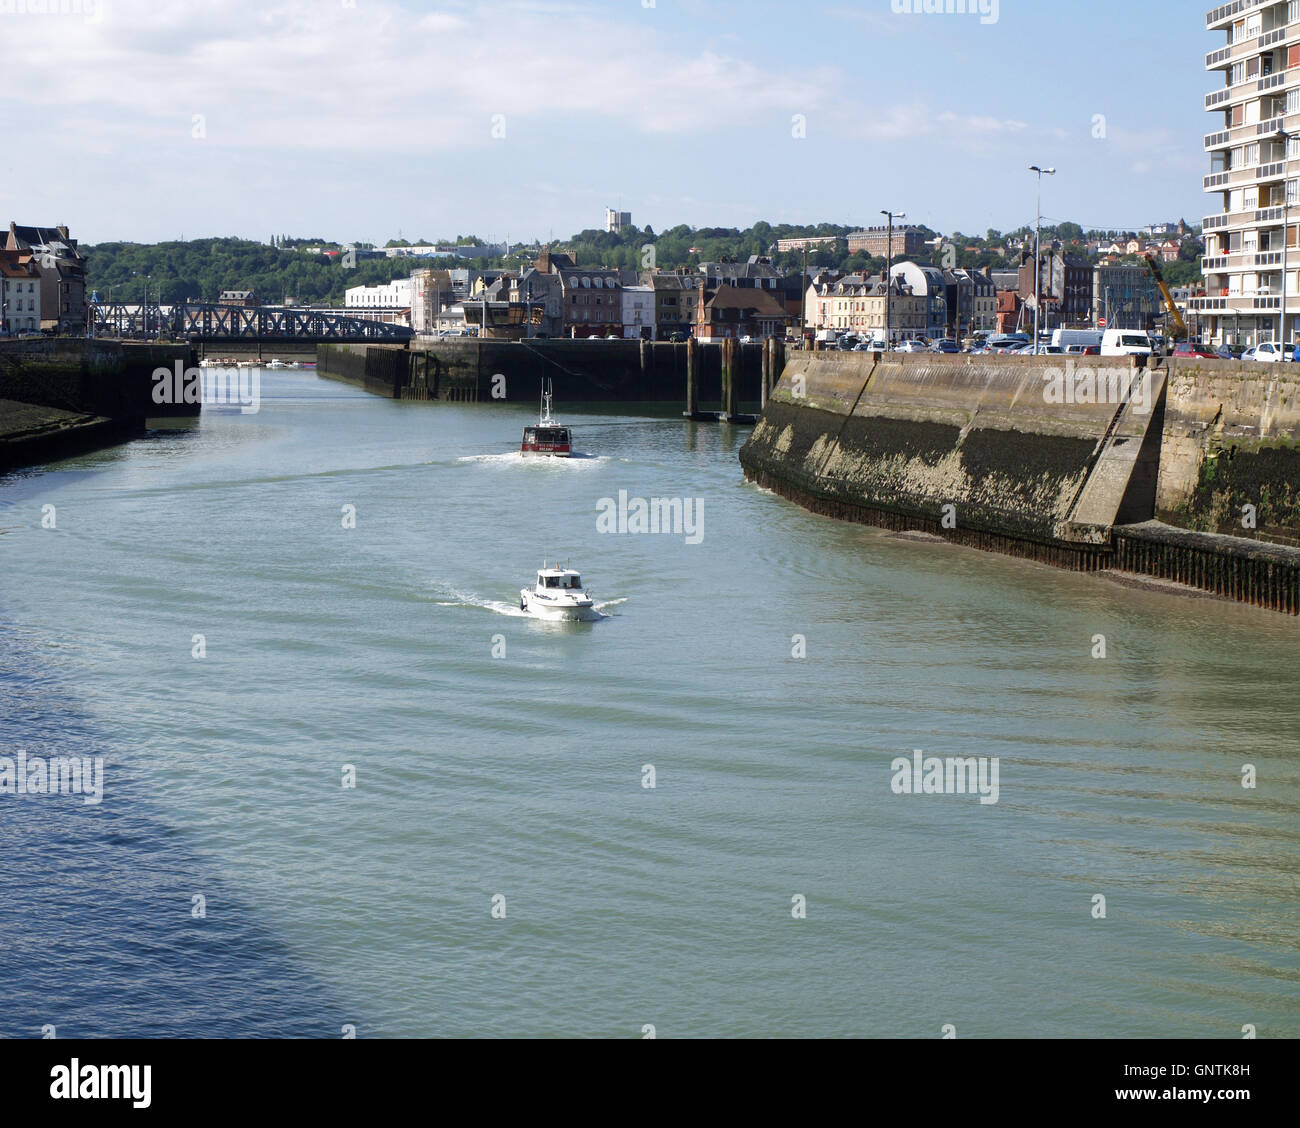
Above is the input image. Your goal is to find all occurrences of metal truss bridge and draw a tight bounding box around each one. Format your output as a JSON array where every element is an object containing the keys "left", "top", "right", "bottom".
[{"left": 89, "top": 302, "right": 413, "bottom": 342}]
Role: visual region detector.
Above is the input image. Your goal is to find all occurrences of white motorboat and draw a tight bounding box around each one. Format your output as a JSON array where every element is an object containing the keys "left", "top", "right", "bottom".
[
  {"left": 266, "top": 358, "right": 287, "bottom": 369},
  {"left": 520, "top": 564, "right": 599, "bottom": 621}
]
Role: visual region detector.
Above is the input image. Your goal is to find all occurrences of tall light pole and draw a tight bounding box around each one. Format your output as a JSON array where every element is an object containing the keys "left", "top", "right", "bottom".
[
  {"left": 1275, "top": 128, "right": 1293, "bottom": 347},
  {"left": 881, "top": 209, "right": 905, "bottom": 346},
  {"left": 1029, "top": 165, "right": 1055, "bottom": 354}
]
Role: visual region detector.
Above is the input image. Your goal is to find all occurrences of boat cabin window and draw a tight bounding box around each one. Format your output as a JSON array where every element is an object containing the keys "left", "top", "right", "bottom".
[
  {"left": 537, "top": 428, "right": 568, "bottom": 443},
  {"left": 545, "top": 576, "right": 560, "bottom": 588},
  {"left": 523, "top": 428, "right": 536, "bottom": 442},
  {"left": 568, "top": 576, "right": 581, "bottom": 588}
]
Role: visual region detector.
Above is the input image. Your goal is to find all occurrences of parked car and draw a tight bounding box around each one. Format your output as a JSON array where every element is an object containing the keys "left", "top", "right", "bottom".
[
  {"left": 895, "top": 340, "right": 929, "bottom": 353},
  {"left": 667, "top": 331, "right": 690, "bottom": 342},
  {"left": 1216, "top": 343, "right": 1246, "bottom": 359},
  {"left": 1173, "top": 342, "right": 1218, "bottom": 359},
  {"left": 1248, "top": 341, "right": 1300, "bottom": 362},
  {"left": 930, "top": 339, "right": 961, "bottom": 354},
  {"left": 1065, "top": 344, "right": 1101, "bottom": 355},
  {"left": 1242, "top": 347, "right": 1258, "bottom": 361},
  {"left": 987, "top": 335, "right": 1030, "bottom": 354}
]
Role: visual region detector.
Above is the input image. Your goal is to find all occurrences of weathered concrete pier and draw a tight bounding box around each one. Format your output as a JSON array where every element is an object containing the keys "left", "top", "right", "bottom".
[
  {"left": 317, "top": 338, "right": 769, "bottom": 416},
  {"left": 0, "top": 339, "right": 196, "bottom": 472},
  {"left": 739, "top": 351, "right": 1300, "bottom": 615}
]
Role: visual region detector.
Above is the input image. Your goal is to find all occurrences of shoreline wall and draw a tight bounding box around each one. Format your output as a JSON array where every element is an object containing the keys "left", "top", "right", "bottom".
[
  {"left": 317, "top": 339, "right": 764, "bottom": 407},
  {"left": 1156, "top": 362, "right": 1300, "bottom": 546},
  {"left": 739, "top": 351, "right": 1300, "bottom": 614},
  {"left": 739, "top": 352, "right": 1164, "bottom": 569},
  {"left": 0, "top": 339, "right": 196, "bottom": 472}
]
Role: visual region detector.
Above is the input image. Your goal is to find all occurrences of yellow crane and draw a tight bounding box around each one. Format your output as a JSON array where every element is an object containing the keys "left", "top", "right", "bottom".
[{"left": 1144, "top": 253, "right": 1188, "bottom": 341}]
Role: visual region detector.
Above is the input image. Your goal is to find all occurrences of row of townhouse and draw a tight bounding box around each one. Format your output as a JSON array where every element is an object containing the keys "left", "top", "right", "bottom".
[
  {"left": 399, "top": 251, "right": 811, "bottom": 340},
  {"left": 1091, "top": 236, "right": 1187, "bottom": 262},
  {"left": 804, "top": 263, "right": 998, "bottom": 342},
  {"left": 1, "top": 222, "right": 86, "bottom": 334}
]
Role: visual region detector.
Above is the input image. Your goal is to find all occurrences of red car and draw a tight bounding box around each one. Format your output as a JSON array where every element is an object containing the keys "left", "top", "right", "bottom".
[{"left": 1173, "top": 342, "right": 1218, "bottom": 359}]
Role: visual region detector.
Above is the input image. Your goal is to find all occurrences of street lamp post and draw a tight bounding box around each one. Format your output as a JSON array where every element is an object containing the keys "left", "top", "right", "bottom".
[
  {"left": 1028, "top": 165, "right": 1055, "bottom": 355},
  {"left": 1275, "top": 128, "right": 1293, "bottom": 347},
  {"left": 881, "top": 209, "right": 906, "bottom": 346}
]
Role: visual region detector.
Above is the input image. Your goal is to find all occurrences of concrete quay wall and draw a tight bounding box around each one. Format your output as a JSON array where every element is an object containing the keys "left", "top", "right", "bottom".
[
  {"left": 739, "top": 352, "right": 1163, "bottom": 565},
  {"left": 317, "top": 339, "right": 764, "bottom": 408},
  {"left": 0, "top": 339, "right": 198, "bottom": 422},
  {"left": 1157, "top": 359, "right": 1300, "bottom": 546},
  {"left": 740, "top": 351, "right": 1300, "bottom": 613}
]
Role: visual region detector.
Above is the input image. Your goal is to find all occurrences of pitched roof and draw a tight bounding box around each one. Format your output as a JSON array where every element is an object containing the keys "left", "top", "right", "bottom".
[
  {"left": 703, "top": 284, "right": 790, "bottom": 318},
  {"left": 699, "top": 260, "right": 781, "bottom": 280},
  {"left": 8, "top": 222, "right": 77, "bottom": 255}
]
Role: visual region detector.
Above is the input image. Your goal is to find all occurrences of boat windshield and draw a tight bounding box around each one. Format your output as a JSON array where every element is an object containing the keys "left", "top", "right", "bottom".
[{"left": 536, "top": 428, "right": 568, "bottom": 443}]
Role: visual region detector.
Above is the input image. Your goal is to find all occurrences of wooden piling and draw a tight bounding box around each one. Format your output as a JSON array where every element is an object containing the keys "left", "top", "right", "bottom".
[{"left": 685, "top": 337, "right": 698, "bottom": 417}]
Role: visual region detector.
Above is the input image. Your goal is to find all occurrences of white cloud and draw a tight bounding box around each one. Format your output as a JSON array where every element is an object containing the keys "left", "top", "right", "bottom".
[{"left": 2, "top": 0, "right": 1033, "bottom": 155}]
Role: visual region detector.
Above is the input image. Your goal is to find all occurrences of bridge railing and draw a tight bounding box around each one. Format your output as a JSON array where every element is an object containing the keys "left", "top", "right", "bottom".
[{"left": 87, "top": 302, "right": 412, "bottom": 341}]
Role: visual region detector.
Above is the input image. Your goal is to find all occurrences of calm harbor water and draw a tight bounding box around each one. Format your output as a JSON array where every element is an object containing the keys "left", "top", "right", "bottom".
[{"left": 1, "top": 369, "right": 1298, "bottom": 1038}]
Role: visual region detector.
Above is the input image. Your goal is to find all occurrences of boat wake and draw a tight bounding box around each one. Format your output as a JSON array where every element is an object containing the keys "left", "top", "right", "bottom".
[
  {"left": 431, "top": 585, "right": 531, "bottom": 617},
  {"left": 430, "top": 584, "right": 623, "bottom": 620},
  {"left": 457, "top": 452, "right": 604, "bottom": 465}
]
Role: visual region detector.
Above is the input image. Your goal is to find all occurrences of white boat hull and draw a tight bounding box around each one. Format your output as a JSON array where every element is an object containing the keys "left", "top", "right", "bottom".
[{"left": 520, "top": 590, "right": 599, "bottom": 622}]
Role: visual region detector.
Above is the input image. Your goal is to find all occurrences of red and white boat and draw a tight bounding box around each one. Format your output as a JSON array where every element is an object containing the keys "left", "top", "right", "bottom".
[{"left": 521, "top": 380, "right": 572, "bottom": 457}]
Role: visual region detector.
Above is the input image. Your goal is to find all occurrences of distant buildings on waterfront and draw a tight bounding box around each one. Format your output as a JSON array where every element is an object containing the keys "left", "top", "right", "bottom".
[
  {"left": 847, "top": 225, "right": 927, "bottom": 259},
  {"left": 1, "top": 222, "right": 86, "bottom": 335},
  {"left": 333, "top": 241, "right": 1169, "bottom": 344}
]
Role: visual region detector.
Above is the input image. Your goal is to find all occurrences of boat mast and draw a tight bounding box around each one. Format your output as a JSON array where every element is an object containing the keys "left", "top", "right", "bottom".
[{"left": 540, "top": 378, "right": 554, "bottom": 425}]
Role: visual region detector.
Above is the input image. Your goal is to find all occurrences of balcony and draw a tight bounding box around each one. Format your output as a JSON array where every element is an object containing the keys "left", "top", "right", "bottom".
[
  {"left": 1201, "top": 251, "right": 1285, "bottom": 271},
  {"left": 1191, "top": 294, "right": 1281, "bottom": 312},
  {"left": 1205, "top": 128, "right": 1233, "bottom": 148},
  {"left": 1205, "top": 171, "right": 1233, "bottom": 189},
  {"left": 1204, "top": 23, "right": 1300, "bottom": 78},
  {"left": 1207, "top": 44, "right": 1235, "bottom": 68},
  {"left": 1207, "top": 0, "right": 1268, "bottom": 30}
]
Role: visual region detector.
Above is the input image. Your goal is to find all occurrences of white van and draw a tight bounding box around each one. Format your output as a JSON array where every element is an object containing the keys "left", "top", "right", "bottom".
[
  {"left": 1051, "top": 328, "right": 1103, "bottom": 350},
  {"left": 1101, "top": 329, "right": 1155, "bottom": 357}
]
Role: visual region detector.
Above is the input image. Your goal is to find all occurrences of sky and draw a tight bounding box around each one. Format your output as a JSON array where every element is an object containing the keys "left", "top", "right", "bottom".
[{"left": 0, "top": 0, "right": 1214, "bottom": 246}]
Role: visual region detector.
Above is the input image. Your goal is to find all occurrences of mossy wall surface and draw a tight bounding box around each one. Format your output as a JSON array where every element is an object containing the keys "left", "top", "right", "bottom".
[{"left": 739, "top": 353, "right": 1156, "bottom": 546}]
